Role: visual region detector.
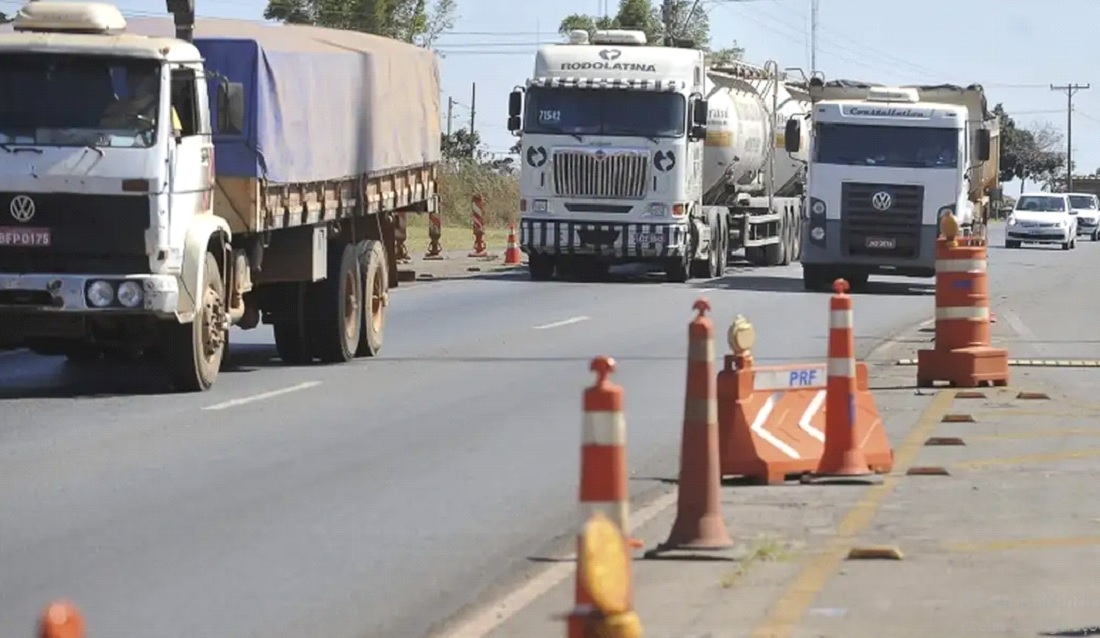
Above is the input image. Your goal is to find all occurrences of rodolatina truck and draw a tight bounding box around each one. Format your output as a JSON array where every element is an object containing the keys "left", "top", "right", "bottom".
[
  {"left": 507, "top": 29, "right": 810, "bottom": 283},
  {"left": 0, "top": 1, "right": 440, "bottom": 391},
  {"left": 784, "top": 79, "right": 999, "bottom": 291}
]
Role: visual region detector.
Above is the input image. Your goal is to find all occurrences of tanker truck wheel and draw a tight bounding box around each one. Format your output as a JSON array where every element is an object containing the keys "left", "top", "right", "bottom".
[
  {"left": 272, "top": 282, "right": 312, "bottom": 365},
  {"left": 355, "top": 240, "right": 387, "bottom": 358},
  {"left": 165, "top": 251, "right": 226, "bottom": 392}
]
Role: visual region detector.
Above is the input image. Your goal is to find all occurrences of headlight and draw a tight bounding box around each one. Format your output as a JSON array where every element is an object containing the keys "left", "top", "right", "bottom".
[
  {"left": 646, "top": 203, "right": 669, "bottom": 217},
  {"left": 1058, "top": 220, "right": 1068, "bottom": 228},
  {"left": 810, "top": 226, "right": 825, "bottom": 241},
  {"left": 117, "top": 281, "right": 144, "bottom": 308},
  {"left": 811, "top": 201, "right": 825, "bottom": 215},
  {"left": 532, "top": 199, "right": 548, "bottom": 213},
  {"left": 1007, "top": 216, "right": 1016, "bottom": 226},
  {"left": 86, "top": 280, "right": 115, "bottom": 308}
]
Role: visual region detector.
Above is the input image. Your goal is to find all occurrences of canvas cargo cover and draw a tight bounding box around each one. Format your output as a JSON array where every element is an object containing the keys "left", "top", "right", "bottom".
[{"left": 1, "top": 16, "right": 442, "bottom": 184}]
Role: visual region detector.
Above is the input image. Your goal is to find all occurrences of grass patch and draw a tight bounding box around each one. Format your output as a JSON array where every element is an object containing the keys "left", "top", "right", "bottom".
[
  {"left": 437, "top": 160, "right": 519, "bottom": 228},
  {"left": 720, "top": 535, "right": 792, "bottom": 589},
  {"left": 403, "top": 223, "right": 512, "bottom": 252}
]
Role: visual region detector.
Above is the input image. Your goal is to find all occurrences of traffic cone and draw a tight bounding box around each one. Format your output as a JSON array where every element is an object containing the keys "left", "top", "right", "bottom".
[
  {"left": 38, "top": 601, "right": 84, "bottom": 638},
  {"left": 571, "top": 356, "right": 639, "bottom": 638},
  {"left": 650, "top": 298, "right": 734, "bottom": 553},
  {"left": 504, "top": 224, "right": 522, "bottom": 265},
  {"left": 815, "top": 279, "right": 873, "bottom": 478}
]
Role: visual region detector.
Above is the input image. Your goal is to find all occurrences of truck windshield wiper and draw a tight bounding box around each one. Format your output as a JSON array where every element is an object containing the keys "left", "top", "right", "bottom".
[{"left": 0, "top": 144, "right": 43, "bottom": 154}]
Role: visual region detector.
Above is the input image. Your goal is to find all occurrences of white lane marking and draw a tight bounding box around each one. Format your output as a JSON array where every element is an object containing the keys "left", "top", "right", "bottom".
[
  {"left": 202, "top": 381, "right": 321, "bottom": 411},
  {"left": 532, "top": 316, "right": 590, "bottom": 330},
  {"left": 697, "top": 287, "right": 715, "bottom": 293},
  {"left": 1002, "top": 308, "right": 1038, "bottom": 342},
  {"left": 439, "top": 490, "right": 677, "bottom": 638}
]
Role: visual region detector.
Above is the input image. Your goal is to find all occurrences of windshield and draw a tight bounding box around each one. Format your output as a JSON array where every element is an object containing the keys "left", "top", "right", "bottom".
[
  {"left": 814, "top": 123, "right": 959, "bottom": 168},
  {"left": 0, "top": 54, "right": 162, "bottom": 149},
  {"left": 1016, "top": 195, "right": 1066, "bottom": 212},
  {"left": 1068, "top": 195, "right": 1097, "bottom": 210},
  {"left": 523, "top": 86, "right": 686, "bottom": 138}
]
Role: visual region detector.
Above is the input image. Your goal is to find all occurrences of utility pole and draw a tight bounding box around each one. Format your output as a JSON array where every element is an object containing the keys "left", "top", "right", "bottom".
[
  {"left": 469, "top": 83, "right": 476, "bottom": 135},
  {"left": 1051, "top": 83, "right": 1089, "bottom": 191},
  {"left": 446, "top": 97, "right": 454, "bottom": 136},
  {"left": 661, "top": 0, "right": 673, "bottom": 46},
  {"left": 810, "top": 0, "right": 819, "bottom": 73}
]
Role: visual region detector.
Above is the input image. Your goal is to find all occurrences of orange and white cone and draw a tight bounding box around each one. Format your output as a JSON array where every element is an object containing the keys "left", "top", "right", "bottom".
[
  {"left": 38, "top": 601, "right": 84, "bottom": 638},
  {"left": 816, "top": 279, "right": 872, "bottom": 477},
  {"left": 653, "top": 298, "right": 734, "bottom": 552},
  {"left": 504, "top": 224, "right": 522, "bottom": 265},
  {"left": 570, "top": 356, "right": 639, "bottom": 638}
]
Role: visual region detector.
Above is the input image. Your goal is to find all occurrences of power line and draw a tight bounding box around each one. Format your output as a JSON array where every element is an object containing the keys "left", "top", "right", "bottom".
[{"left": 1051, "top": 83, "right": 1090, "bottom": 190}]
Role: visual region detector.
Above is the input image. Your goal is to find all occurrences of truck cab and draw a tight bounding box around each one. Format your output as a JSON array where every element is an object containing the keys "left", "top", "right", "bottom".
[
  {"left": 507, "top": 29, "right": 722, "bottom": 282},
  {"left": 785, "top": 82, "right": 994, "bottom": 291}
]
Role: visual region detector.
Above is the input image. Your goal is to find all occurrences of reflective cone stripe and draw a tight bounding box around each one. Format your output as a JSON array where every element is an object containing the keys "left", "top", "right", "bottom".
[
  {"left": 504, "top": 224, "right": 522, "bottom": 264},
  {"left": 933, "top": 242, "right": 991, "bottom": 350}
]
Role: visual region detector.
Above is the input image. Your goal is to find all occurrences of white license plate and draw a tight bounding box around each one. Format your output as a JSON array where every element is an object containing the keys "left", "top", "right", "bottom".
[
  {"left": 629, "top": 231, "right": 663, "bottom": 244},
  {"left": 0, "top": 227, "right": 51, "bottom": 247},
  {"left": 865, "top": 236, "right": 896, "bottom": 249}
]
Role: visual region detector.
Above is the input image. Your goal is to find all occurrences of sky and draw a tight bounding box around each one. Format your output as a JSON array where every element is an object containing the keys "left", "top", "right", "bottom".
[{"left": 2, "top": 0, "right": 1096, "bottom": 193}]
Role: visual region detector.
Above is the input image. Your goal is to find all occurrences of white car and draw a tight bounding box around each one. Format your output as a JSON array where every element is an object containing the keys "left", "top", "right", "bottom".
[
  {"left": 1068, "top": 192, "right": 1100, "bottom": 241},
  {"left": 1005, "top": 193, "right": 1077, "bottom": 250}
]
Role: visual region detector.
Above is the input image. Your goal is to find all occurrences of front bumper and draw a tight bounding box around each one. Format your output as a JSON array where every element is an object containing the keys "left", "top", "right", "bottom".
[
  {"left": 0, "top": 273, "right": 179, "bottom": 317},
  {"left": 520, "top": 218, "right": 688, "bottom": 259},
  {"left": 1006, "top": 226, "right": 1071, "bottom": 243},
  {"left": 1076, "top": 218, "right": 1099, "bottom": 235}
]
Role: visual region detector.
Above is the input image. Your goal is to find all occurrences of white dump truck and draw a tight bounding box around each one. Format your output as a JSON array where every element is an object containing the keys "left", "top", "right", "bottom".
[
  {"left": 784, "top": 80, "right": 999, "bottom": 291},
  {"left": 507, "top": 29, "right": 810, "bottom": 282},
  {"left": 0, "top": 1, "right": 441, "bottom": 391}
]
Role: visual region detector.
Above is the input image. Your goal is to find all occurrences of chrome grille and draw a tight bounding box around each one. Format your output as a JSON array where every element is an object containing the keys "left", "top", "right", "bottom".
[
  {"left": 841, "top": 183, "right": 924, "bottom": 258},
  {"left": 552, "top": 150, "right": 648, "bottom": 199}
]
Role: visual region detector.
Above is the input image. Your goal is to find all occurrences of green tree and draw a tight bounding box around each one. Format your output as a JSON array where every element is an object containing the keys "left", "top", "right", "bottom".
[
  {"left": 441, "top": 128, "right": 481, "bottom": 161},
  {"left": 264, "top": 0, "right": 456, "bottom": 48},
  {"left": 992, "top": 104, "right": 1065, "bottom": 193},
  {"left": 558, "top": 0, "right": 742, "bottom": 60},
  {"left": 0, "top": 11, "right": 9, "bottom": 24}
]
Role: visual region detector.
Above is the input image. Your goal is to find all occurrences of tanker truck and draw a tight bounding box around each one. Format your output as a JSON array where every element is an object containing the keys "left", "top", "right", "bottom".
[
  {"left": 783, "top": 79, "right": 999, "bottom": 291},
  {"left": 0, "top": 1, "right": 440, "bottom": 391},
  {"left": 507, "top": 29, "right": 811, "bottom": 282}
]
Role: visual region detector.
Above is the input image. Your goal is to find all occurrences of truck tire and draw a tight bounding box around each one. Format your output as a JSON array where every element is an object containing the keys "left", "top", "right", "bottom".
[
  {"left": 791, "top": 215, "right": 803, "bottom": 262},
  {"left": 272, "top": 282, "right": 312, "bottom": 365},
  {"left": 745, "top": 246, "right": 767, "bottom": 266},
  {"left": 310, "top": 242, "right": 363, "bottom": 364},
  {"left": 356, "top": 240, "right": 387, "bottom": 358},
  {"left": 165, "top": 251, "right": 226, "bottom": 392},
  {"left": 763, "top": 235, "right": 785, "bottom": 266}
]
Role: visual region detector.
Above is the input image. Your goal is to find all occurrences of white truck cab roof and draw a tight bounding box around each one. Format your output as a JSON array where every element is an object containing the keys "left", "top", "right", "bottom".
[{"left": 0, "top": 1, "right": 202, "bottom": 62}]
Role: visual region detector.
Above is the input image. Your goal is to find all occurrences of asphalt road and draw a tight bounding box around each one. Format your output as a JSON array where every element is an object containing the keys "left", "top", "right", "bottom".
[{"left": 0, "top": 254, "right": 943, "bottom": 638}]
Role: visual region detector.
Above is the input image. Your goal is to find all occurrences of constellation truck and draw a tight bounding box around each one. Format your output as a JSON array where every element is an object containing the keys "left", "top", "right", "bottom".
[
  {"left": 784, "top": 80, "right": 999, "bottom": 291},
  {"left": 507, "top": 29, "right": 810, "bottom": 282},
  {"left": 0, "top": 1, "right": 440, "bottom": 391}
]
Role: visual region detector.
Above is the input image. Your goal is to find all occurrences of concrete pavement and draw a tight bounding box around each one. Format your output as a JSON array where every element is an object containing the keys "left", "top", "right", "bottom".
[
  {"left": 465, "top": 225, "right": 1100, "bottom": 638},
  {"left": 0, "top": 254, "right": 937, "bottom": 637}
]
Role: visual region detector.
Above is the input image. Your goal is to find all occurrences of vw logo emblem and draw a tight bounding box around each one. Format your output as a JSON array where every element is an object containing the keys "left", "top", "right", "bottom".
[
  {"left": 9, "top": 194, "right": 35, "bottom": 222},
  {"left": 871, "top": 191, "right": 893, "bottom": 211}
]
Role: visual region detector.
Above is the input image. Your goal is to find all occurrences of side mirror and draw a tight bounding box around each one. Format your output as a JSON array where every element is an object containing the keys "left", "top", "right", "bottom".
[
  {"left": 507, "top": 115, "right": 521, "bottom": 132},
  {"left": 692, "top": 99, "right": 708, "bottom": 126},
  {"left": 508, "top": 90, "right": 523, "bottom": 118},
  {"left": 217, "top": 81, "right": 244, "bottom": 135},
  {"left": 976, "top": 129, "right": 991, "bottom": 161},
  {"left": 784, "top": 118, "right": 801, "bottom": 153}
]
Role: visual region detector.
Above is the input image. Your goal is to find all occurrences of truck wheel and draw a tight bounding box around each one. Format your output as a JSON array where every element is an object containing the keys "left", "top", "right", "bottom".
[
  {"left": 310, "top": 242, "right": 363, "bottom": 364},
  {"left": 792, "top": 215, "right": 803, "bottom": 262},
  {"left": 356, "top": 240, "right": 387, "bottom": 358},
  {"left": 690, "top": 232, "right": 720, "bottom": 279},
  {"left": 745, "top": 246, "right": 766, "bottom": 266},
  {"left": 272, "top": 282, "right": 313, "bottom": 365},
  {"left": 165, "top": 251, "right": 226, "bottom": 392},
  {"left": 529, "top": 254, "right": 555, "bottom": 281}
]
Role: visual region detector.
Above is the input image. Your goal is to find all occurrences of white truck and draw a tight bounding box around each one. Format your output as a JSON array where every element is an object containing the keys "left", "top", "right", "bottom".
[
  {"left": 0, "top": 1, "right": 441, "bottom": 391},
  {"left": 506, "top": 29, "right": 811, "bottom": 282},
  {"left": 784, "top": 79, "right": 999, "bottom": 291}
]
